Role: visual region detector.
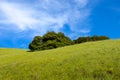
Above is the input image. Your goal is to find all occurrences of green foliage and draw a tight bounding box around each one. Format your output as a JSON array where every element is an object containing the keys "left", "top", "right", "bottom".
[
  {"left": 29, "top": 31, "right": 109, "bottom": 51},
  {"left": 74, "top": 35, "right": 109, "bottom": 44},
  {"left": 0, "top": 40, "right": 120, "bottom": 80},
  {"left": 92, "top": 35, "right": 109, "bottom": 41},
  {"left": 29, "top": 36, "right": 42, "bottom": 51},
  {"left": 29, "top": 31, "right": 73, "bottom": 51},
  {"left": 42, "top": 31, "right": 57, "bottom": 42}
]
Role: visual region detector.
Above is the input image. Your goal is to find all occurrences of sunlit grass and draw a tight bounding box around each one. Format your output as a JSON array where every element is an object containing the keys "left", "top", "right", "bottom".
[{"left": 0, "top": 40, "right": 120, "bottom": 80}]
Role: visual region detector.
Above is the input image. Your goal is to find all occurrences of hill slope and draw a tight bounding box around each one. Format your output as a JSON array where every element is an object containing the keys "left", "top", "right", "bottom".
[{"left": 0, "top": 40, "right": 120, "bottom": 80}]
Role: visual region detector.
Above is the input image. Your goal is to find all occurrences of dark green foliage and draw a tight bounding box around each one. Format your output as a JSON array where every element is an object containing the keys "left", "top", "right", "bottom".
[
  {"left": 29, "top": 31, "right": 109, "bottom": 51},
  {"left": 29, "top": 31, "right": 73, "bottom": 51},
  {"left": 57, "top": 32, "right": 74, "bottom": 46},
  {"left": 74, "top": 35, "right": 109, "bottom": 44},
  {"left": 42, "top": 31, "right": 57, "bottom": 43},
  {"left": 92, "top": 35, "right": 109, "bottom": 41},
  {"left": 29, "top": 36, "right": 42, "bottom": 51}
]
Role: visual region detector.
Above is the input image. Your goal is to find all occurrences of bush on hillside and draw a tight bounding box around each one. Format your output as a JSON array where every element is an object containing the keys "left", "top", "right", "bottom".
[
  {"left": 29, "top": 36, "right": 42, "bottom": 51},
  {"left": 29, "top": 31, "right": 73, "bottom": 51},
  {"left": 74, "top": 35, "right": 109, "bottom": 44},
  {"left": 29, "top": 31, "right": 109, "bottom": 51}
]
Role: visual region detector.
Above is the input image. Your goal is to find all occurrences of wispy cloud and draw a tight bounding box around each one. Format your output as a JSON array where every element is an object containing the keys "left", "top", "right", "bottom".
[
  {"left": 0, "top": 0, "right": 96, "bottom": 36},
  {"left": 0, "top": 0, "right": 97, "bottom": 48},
  {"left": 0, "top": 2, "right": 38, "bottom": 30}
]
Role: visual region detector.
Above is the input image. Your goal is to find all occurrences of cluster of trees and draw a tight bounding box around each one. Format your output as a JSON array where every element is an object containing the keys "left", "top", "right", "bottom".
[
  {"left": 29, "top": 31, "right": 109, "bottom": 51},
  {"left": 74, "top": 35, "right": 109, "bottom": 44},
  {"left": 29, "top": 31, "right": 73, "bottom": 51}
]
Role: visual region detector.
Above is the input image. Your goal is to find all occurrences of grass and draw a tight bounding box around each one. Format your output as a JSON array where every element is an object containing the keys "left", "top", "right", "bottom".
[{"left": 0, "top": 40, "right": 120, "bottom": 80}]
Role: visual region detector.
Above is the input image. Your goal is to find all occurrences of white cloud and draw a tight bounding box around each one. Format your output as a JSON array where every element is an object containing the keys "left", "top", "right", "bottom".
[
  {"left": 0, "top": 2, "right": 38, "bottom": 30},
  {"left": 0, "top": 0, "right": 95, "bottom": 38}
]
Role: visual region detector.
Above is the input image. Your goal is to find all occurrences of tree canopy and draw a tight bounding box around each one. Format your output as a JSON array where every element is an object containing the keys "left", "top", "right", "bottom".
[
  {"left": 29, "top": 31, "right": 109, "bottom": 51},
  {"left": 74, "top": 35, "right": 109, "bottom": 44},
  {"left": 29, "top": 31, "right": 73, "bottom": 51}
]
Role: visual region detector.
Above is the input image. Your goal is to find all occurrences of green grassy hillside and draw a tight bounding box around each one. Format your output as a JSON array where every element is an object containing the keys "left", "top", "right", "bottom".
[{"left": 0, "top": 40, "right": 120, "bottom": 80}]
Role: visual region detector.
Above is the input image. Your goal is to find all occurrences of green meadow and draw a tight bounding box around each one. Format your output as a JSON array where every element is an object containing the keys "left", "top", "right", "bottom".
[{"left": 0, "top": 40, "right": 120, "bottom": 80}]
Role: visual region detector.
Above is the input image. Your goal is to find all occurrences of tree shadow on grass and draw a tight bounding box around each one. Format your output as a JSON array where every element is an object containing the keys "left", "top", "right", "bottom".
[{"left": 26, "top": 50, "right": 34, "bottom": 52}]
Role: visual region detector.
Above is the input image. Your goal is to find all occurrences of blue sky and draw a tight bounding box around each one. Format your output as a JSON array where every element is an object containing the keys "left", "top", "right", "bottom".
[{"left": 0, "top": 0, "right": 120, "bottom": 48}]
